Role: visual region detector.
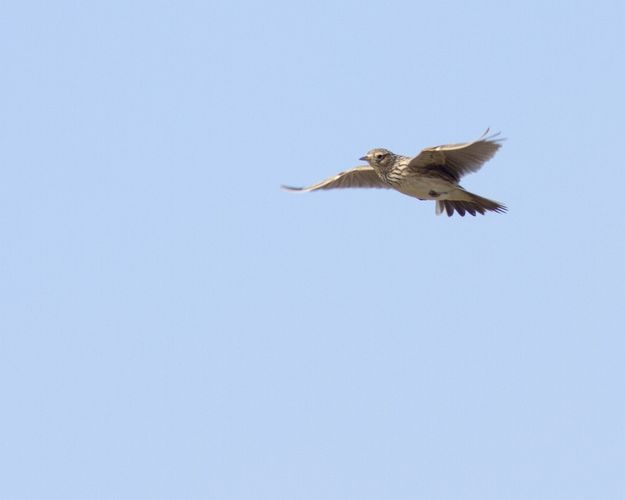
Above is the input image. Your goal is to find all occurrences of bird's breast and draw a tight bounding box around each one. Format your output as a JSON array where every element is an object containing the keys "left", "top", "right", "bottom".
[{"left": 393, "top": 175, "right": 457, "bottom": 200}]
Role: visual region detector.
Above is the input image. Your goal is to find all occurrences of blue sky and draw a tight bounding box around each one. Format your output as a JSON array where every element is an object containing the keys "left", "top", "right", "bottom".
[{"left": 2, "top": 1, "right": 625, "bottom": 498}]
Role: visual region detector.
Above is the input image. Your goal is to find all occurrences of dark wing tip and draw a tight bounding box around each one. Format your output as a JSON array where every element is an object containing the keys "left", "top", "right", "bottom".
[
  {"left": 480, "top": 128, "right": 506, "bottom": 144},
  {"left": 281, "top": 184, "right": 304, "bottom": 192}
]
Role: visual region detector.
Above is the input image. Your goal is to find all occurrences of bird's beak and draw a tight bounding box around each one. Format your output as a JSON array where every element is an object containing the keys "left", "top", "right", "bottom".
[{"left": 359, "top": 155, "right": 369, "bottom": 162}]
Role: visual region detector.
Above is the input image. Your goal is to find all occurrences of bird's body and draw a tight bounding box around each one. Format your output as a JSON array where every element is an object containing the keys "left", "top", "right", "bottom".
[
  {"left": 369, "top": 153, "right": 455, "bottom": 198},
  {"left": 283, "top": 131, "right": 507, "bottom": 217}
]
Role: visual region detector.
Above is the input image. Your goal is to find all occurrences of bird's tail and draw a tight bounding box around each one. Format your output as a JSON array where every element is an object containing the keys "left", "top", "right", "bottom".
[{"left": 435, "top": 191, "right": 507, "bottom": 217}]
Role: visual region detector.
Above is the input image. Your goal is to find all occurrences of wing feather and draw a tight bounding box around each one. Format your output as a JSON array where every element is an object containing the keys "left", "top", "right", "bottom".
[
  {"left": 282, "top": 166, "right": 389, "bottom": 192},
  {"left": 407, "top": 130, "right": 503, "bottom": 181}
]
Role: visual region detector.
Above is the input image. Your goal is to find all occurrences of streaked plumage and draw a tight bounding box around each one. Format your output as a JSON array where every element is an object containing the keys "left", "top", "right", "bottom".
[{"left": 283, "top": 130, "right": 507, "bottom": 217}]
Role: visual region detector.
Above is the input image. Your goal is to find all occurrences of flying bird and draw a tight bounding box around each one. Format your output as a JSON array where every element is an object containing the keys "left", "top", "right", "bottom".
[{"left": 282, "top": 130, "right": 506, "bottom": 216}]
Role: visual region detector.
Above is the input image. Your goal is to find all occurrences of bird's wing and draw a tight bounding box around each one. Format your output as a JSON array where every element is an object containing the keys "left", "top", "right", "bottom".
[
  {"left": 282, "top": 166, "right": 390, "bottom": 192},
  {"left": 407, "top": 130, "right": 503, "bottom": 181}
]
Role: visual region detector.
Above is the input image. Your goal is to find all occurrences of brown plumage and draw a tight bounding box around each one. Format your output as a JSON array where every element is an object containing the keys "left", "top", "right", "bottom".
[{"left": 283, "top": 130, "right": 506, "bottom": 217}]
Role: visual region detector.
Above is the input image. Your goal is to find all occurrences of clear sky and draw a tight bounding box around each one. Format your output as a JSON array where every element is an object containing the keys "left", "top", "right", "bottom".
[{"left": 2, "top": 1, "right": 625, "bottom": 498}]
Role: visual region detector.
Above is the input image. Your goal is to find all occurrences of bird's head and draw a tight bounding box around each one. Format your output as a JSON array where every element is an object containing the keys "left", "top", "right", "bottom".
[{"left": 359, "top": 148, "right": 394, "bottom": 169}]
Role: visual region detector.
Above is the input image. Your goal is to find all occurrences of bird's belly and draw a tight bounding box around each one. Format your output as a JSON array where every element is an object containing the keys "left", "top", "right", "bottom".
[{"left": 395, "top": 177, "right": 454, "bottom": 200}]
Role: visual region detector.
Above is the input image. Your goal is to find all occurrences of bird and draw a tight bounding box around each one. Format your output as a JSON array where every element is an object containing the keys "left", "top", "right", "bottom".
[{"left": 282, "top": 130, "right": 506, "bottom": 217}]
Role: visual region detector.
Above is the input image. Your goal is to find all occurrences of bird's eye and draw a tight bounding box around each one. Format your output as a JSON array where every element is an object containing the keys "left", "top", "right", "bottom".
[{"left": 376, "top": 153, "right": 385, "bottom": 159}]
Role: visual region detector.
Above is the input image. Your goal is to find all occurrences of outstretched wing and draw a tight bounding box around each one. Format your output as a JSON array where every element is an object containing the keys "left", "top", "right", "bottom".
[
  {"left": 282, "top": 166, "right": 389, "bottom": 192},
  {"left": 407, "top": 130, "right": 503, "bottom": 182}
]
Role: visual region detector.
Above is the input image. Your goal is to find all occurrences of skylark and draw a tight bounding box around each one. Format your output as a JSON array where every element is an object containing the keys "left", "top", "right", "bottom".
[{"left": 283, "top": 130, "right": 506, "bottom": 216}]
